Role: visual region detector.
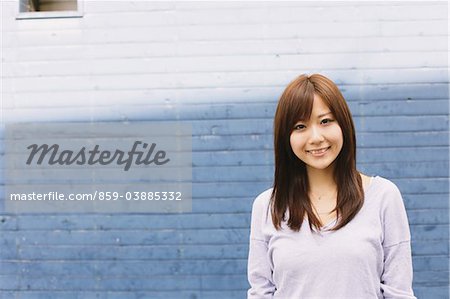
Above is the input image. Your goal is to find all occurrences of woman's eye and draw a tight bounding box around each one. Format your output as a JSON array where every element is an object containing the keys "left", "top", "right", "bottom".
[
  {"left": 321, "top": 118, "right": 334, "bottom": 125},
  {"left": 294, "top": 124, "right": 306, "bottom": 130}
]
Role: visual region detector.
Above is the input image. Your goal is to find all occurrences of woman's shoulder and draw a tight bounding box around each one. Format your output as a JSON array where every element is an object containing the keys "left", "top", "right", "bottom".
[
  {"left": 251, "top": 188, "right": 273, "bottom": 211},
  {"left": 370, "top": 176, "right": 402, "bottom": 196},
  {"left": 368, "top": 176, "right": 410, "bottom": 240},
  {"left": 367, "top": 175, "right": 405, "bottom": 210}
]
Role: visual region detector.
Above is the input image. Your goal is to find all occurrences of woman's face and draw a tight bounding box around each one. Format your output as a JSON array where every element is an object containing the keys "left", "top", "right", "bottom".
[{"left": 289, "top": 93, "right": 343, "bottom": 172}]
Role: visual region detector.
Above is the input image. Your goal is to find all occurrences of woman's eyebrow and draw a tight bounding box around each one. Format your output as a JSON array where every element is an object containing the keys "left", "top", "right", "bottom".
[{"left": 317, "top": 112, "right": 332, "bottom": 118}]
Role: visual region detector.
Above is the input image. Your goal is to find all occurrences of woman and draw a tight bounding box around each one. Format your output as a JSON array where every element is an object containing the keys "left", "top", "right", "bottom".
[{"left": 247, "top": 74, "right": 416, "bottom": 298}]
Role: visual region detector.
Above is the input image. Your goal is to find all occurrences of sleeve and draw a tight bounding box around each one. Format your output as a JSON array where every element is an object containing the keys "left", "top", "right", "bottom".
[
  {"left": 380, "top": 182, "right": 416, "bottom": 299},
  {"left": 247, "top": 192, "right": 276, "bottom": 299}
]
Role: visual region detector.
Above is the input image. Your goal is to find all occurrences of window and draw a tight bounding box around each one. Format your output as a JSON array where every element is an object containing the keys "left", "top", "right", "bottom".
[{"left": 18, "top": 0, "right": 83, "bottom": 19}]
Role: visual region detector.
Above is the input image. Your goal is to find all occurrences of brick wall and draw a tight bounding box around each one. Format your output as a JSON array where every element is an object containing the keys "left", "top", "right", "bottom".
[{"left": 1, "top": 1, "right": 448, "bottom": 298}]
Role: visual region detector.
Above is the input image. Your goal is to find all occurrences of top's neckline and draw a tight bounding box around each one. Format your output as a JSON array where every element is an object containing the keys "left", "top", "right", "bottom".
[{"left": 320, "top": 176, "right": 378, "bottom": 230}]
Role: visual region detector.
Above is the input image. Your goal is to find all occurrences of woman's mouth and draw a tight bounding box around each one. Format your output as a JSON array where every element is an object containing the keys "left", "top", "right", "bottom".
[{"left": 307, "top": 146, "right": 331, "bottom": 156}]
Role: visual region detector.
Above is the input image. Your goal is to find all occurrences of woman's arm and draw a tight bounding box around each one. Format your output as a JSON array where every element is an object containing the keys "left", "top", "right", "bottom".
[
  {"left": 380, "top": 182, "right": 416, "bottom": 299},
  {"left": 247, "top": 192, "right": 276, "bottom": 298}
]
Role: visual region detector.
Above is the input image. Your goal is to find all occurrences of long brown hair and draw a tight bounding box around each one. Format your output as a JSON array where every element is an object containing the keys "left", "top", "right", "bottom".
[{"left": 271, "top": 74, "right": 363, "bottom": 232}]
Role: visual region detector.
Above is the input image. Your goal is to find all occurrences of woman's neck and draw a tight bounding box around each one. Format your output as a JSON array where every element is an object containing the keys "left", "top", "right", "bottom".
[{"left": 306, "top": 165, "right": 337, "bottom": 195}]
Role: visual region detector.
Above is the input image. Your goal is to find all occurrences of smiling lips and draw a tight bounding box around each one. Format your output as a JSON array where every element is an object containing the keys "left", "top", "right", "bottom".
[{"left": 306, "top": 146, "right": 331, "bottom": 156}]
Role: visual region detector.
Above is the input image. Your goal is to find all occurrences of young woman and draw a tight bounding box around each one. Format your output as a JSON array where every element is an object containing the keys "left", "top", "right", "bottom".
[{"left": 247, "top": 74, "right": 416, "bottom": 298}]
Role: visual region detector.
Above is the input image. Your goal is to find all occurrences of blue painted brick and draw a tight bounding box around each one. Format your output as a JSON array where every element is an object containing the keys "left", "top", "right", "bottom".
[
  {"left": 1, "top": 2, "right": 449, "bottom": 298},
  {"left": 414, "top": 271, "right": 449, "bottom": 285},
  {"left": 414, "top": 286, "right": 450, "bottom": 299}
]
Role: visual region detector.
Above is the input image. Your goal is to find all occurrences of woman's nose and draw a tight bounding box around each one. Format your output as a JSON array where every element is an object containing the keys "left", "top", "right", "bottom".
[{"left": 309, "top": 125, "right": 325, "bottom": 143}]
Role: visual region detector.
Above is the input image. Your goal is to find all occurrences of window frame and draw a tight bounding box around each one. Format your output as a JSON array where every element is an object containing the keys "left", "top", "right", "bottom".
[{"left": 16, "top": 0, "right": 83, "bottom": 20}]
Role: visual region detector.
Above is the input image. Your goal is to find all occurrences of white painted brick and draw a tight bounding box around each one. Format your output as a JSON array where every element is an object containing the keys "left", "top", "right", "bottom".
[
  {"left": 3, "top": 68, "right": 447, "bottom": 95},
  {"left": 3, "top": 36, "right": 447, "bottom": 65},
  {"left": 83, "top": 1, "right": 176, "bottom": 13},
  {"left": 3, "top": 52, "right": 447, "bottom": 78}
]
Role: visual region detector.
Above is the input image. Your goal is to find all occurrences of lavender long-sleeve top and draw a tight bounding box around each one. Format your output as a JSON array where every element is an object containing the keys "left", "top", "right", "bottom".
[{"left": 247, "top": 176, "right": 416, "bottom": 299}]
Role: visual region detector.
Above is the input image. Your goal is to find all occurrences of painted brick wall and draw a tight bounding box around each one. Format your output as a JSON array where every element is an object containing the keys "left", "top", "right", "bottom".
[{"left": 1, "top": 1, "right": 448, "bottom": 298}]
